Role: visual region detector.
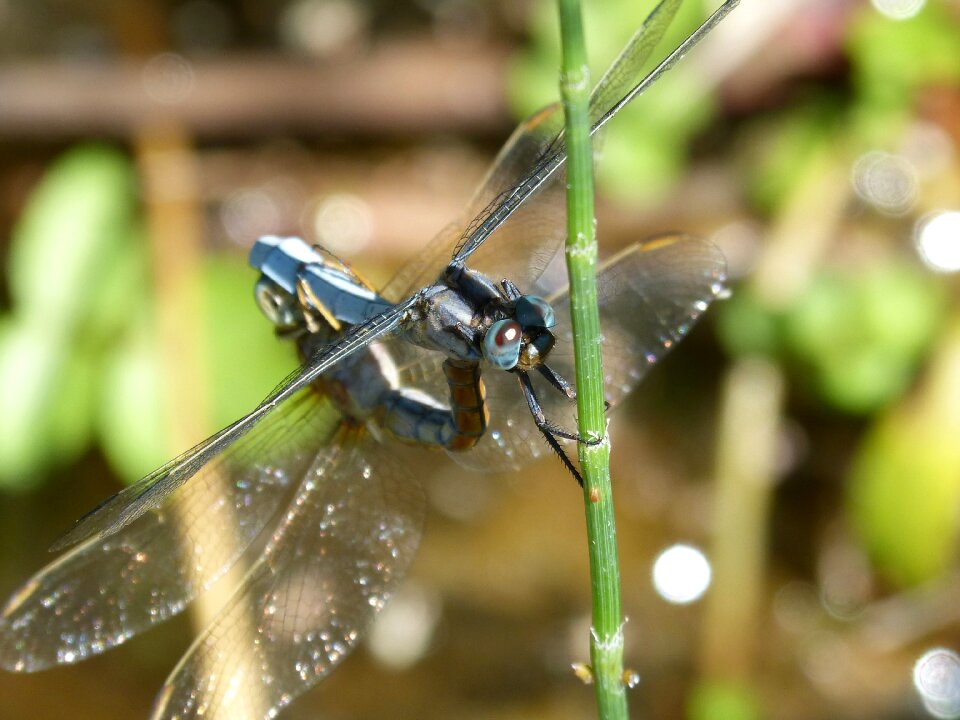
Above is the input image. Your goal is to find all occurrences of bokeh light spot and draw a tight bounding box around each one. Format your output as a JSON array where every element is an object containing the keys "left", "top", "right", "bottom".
[
  {"left": 652, "top": 544, "right": 711, "bottom": 605},
  {"left": 871, "top": 0, "right": 926, "bottom": 19},
  {"left": 279, "top": 0, "right": 367, "bottom": 57},
  {"left": 141, "top": 53, "right": 195, "bottom": 104},
  {"left": 312, "top": 193, "right": 374, "bottom": 255},
  {"left": 852, "top": 150, "right": 918, "bottom": 216},
  {"left": 368, "top": 583, "right": 439, "bottom": 670},
  {"left": 915, "top": 211, "right": 960, "bottom": 273},
  {"left": 221, "top": 189, "right": 282, "bottom": 244},
  {"left": 914, "top": 648, "right": 960, "bottom": 719}
]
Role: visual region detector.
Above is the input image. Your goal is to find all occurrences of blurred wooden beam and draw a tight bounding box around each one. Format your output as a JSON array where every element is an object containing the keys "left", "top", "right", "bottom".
[{"left": 0, "top": 40, "right": 511, "bottom": 139}]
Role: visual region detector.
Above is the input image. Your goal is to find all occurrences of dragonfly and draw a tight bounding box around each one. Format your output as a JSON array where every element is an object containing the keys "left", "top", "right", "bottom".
[{"left": 0, "top": 1, "right": 737, "bottom": 718}]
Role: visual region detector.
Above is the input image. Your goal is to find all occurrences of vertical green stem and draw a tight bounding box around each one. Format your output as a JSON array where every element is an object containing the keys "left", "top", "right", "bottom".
[{"left": 556, "top": 1, "right": 627, "bottom": 718}]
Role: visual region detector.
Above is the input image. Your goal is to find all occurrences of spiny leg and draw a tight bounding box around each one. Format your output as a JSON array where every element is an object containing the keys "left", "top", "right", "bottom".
[
  {"left": 537, "top": 363, "right": 577, "bottom": 400},
  {"left": 516, "top": 370, "right": 584, "bottom": 485},
  {"left": 538, "top": 364, "right": 611, "bottom": 411},
  {"left": 450, "top": 321, "right": 477, "bottom": 346},
  {"left": 500, "top": 278, "right": 522, "bottom": 301},
  {"left": 537, "top": 419, "right": 584, "bottom": 487},
  {"left": 517, "top": 371, "right": 600, "bottom": 445}
]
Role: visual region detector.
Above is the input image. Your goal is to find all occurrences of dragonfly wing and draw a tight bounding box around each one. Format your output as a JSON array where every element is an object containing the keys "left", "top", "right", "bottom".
[
  {"left": 50, "top": 300, "right": 412, "bottom": 551},
  {"left": 449, "top": 234, "right": 726, "bottom": 473},
  {"left": 591, "top": 0, "right": 740, "bottom": 133},
  {"left": 587, "top": 0, "right": 682, "bottom": 127},
  {"left": 383, "top": 0, "right": 739, "bottom": 301},
  {"left": 150, "top": 424, "right": 425, "bottom": 720},
  {"left": 379, "top": 221, "right": 463, "bottom": 304},
  {"left": 461, "top": 172, "right": 567, "bottom": 295},
  {"left": 380, "top": 103, "right": 568, "bottom": 302},
  {"left": 0, "top": 299, "right": 414, "bottom": 673},
  {"left": 0, "top": 390, "right": 340, "bottom": 672},
  {"left": 450, "top": 0, "right": 739, "bottom": 269},
  {"left": 549, "top": 233, "right": 727, "bottom": 408}
]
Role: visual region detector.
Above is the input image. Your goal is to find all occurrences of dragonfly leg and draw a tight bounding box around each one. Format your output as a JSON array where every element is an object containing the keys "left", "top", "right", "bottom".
[
  {"left": 500, "top": 278, "right": 522, "bottom": 301},
  {"left": 517, "top": 371, "right": 600, "bottom": 445},
  {"left": 516, "top": 371, "right": 585, "bottom": 486},
  {"left": 450, "top": 321, "right": 477, "bottom": 346},
  {"left": 536, "top": 364, "right": 611, "bottom": 410},
  {"left": 295, "top": 275, "right": 341, "bottom": 333},
  {"left": 538, "top": 423, "right": 584, "bottom": 487},
  {"left": 537, "top": 363, "right": 577, "bottom": 400}
]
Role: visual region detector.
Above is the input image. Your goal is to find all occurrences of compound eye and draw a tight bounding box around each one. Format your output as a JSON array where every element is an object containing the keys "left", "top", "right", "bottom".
[
  {"left": 515, "top": 295, "right": 556, "bottom": 329},
  {"left": 483, "top": 319, "right": 522, "bottom": 370},
  {"left": 255, "top": 276, "right": 298, "bottom": 327}
]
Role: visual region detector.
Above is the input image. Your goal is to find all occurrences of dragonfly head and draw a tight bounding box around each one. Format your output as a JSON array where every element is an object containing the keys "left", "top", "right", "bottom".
[{"left": 482, "top": 294, "right": 556, "bottom": 371}]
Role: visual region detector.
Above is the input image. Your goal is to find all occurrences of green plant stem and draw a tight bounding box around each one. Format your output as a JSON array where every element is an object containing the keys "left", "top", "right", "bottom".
[{"left": 556, "top": 1, "right": 627, "bottom": 718}]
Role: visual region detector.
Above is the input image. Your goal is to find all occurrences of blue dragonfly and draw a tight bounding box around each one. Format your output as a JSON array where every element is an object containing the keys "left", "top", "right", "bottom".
[{"left": 0, "top": 1, "right": 737, "bottom": 717}]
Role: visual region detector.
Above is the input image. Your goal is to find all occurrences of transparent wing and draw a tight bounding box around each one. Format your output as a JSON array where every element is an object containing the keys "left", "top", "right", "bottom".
[
  {"left": 449, "top": 234, "right": 727, "bottom": 473},
  {"left": 588, "top": 0, "right": 683, "bottom": 128},
  {"left": 555, "top": 234, "right": 727, "bottom": 409},
  {"left": 150, "top": 424, "right": 425, "bottom": 720},
  {"left": 380, "top": 104, "right": 567, "bottom": 302},
  {"left": 450, "top": 0, "right": 739, "bottom": 267},
  {"left": 50, "top": 299, "right": 413, "bottom": 551},
  {"left": 0, "top": 390, "right": 340, "bottom": 673},
  {"left": 384, "top": 0, "right": 738, "bottom": 304}
]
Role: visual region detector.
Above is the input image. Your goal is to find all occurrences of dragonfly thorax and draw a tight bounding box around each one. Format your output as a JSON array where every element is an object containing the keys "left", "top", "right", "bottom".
[{"left": 411, "top": 263, "right": 558, "bottom": 374}]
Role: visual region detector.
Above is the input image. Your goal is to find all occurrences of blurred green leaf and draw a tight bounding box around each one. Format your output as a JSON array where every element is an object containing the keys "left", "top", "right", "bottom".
[
  {"left": 848, "top": 2, "right": 960, "bottom": 145},
  {"left": 85, "top": 225, "right": 149, "bottom": 341},
  {"left": 785, "top": 264, "right": 944, "bottom": 412},
  {"left": 744, "top": 101, "right": 839, "bottom": 214},
  {"left": 715, "top": 288, "right": 783, "bottom": 359},
  {"left": 8, "top": 145, "right": 139, "bottom": 332},
  {"left": 849, "top": 402, "right": 960, "bottom": 587},
  {"left": 689, "top": 679, "right": 761, "bottom": 720},
  {"left": 203, "top": 255, "right": 299, "bottom": 428},
  {"left": 849, "top": 2, "right": 960, "bottom": 110},
  {"left": 0, "top": 321, "right": 99, "bottom": 491},
  {"left": 0, "top": 145, "right": 141, "bottom": 488},
  {"left": 717, "top": 263, "right": 944, "bottom": 414},
  {"left": 597, "top": 69, "right": 714, "bottom": 202},
  {"left": 98, "top": 317, "right": 169, "bottom": 483}
]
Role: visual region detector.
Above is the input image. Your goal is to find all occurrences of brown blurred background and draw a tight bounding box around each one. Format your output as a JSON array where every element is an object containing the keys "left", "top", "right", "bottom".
[{"left": 1, "top": 0, "right": 960, "bottom": 718}]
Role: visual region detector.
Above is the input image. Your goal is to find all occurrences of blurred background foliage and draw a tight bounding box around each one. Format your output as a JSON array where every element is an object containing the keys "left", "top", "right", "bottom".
[{"left": 1, "top": 1, "right": 960, "bottom": 719}]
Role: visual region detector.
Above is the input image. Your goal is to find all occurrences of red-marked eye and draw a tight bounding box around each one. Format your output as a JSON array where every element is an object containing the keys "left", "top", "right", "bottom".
[
  {"left": 496, "top": 321, "right": 520, "bottom": 346},
  {"left": 484, "top": 319, "right": 522, "bottom": 369}
]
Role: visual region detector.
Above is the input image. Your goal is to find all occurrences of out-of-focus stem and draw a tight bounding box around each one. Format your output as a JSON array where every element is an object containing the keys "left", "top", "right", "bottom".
[
  {"left": 698, "top": 142, "right": 848, "bottom": 703},
  {"left": 700, "top": 357, "right": 783, "bottom": 679},
  {"left": 752, "top": 145, "right": 849, "bottom": 309},
  {"left": 136, "top": 126, "right": 268, "bottom": 717}
]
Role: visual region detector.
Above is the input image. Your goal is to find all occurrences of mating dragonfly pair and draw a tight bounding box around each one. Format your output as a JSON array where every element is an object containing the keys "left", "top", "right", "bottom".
[{"left": 0, "top": 1, "right": 738, "bottom": 718}]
